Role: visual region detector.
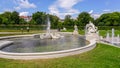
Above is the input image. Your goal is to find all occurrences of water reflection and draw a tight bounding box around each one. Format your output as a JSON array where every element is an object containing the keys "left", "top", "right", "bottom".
[{"left": 0, "top": 35, "right": 87, "bottom": 53}]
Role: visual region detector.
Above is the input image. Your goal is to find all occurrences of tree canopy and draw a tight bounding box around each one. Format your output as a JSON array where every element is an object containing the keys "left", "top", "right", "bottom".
[
  {"left": 32, "top": 12, "right": 46, "bottom": 25},
  {"left": 0, "top": 11, "right": 120, "bottom": 27},
  {"left": 77, "top": 12, "right": 93, "bottom": 26},
  {"left": 95, "top": 12, "right": 120, "bottom": 26},
  {"left": 63, "top": 15, "right": 75, "bottom": 26}
]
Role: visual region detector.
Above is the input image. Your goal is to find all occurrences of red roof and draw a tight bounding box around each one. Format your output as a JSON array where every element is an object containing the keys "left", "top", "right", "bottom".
[{"left": 20, "top": 16, "right": 29, "bottom": 18}]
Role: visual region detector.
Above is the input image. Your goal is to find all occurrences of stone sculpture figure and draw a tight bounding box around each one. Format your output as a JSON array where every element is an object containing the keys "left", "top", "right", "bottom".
[
  {"left": 73, "top": 25, "right": 79, "bottom": 35},
  {"left": 85, "top": 21, "right": 99, "bottom": 41},
  {"left": 85, "top": 21, "right": 98, "bottom": 35},
  {"left": 74, "top": 25, "right": 78, "bottom": 31}
]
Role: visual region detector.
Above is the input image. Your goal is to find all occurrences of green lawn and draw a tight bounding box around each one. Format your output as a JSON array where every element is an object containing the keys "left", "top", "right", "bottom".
[
  {"left": 1, "top": 29, "right": 120, "bottom": 37},
  {"left": 62, "top": 29, "right": 85, "bottom": 35},
  {"left": 62, "top": 29, "right": 120, "bottom": 37},
  {"left": 0, "top": 43, "right": 120, "bottom": 68},
  {"left": 0, "top": 30, "right": 44, "bottom": 37}
]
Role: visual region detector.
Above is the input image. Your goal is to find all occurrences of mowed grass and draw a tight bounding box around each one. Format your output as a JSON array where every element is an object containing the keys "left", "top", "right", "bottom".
[
  {"left": 0, "top": 30, "right": 44, "bottom": 37},
  {"left": 63, "top": 29, "right": 120, "bottom": 37},
  {"left": 0, "top": 43, "right": 120, "bottom": 68},
  {"left": 1, "top": 29, "right": 120, "bottom": 37}
]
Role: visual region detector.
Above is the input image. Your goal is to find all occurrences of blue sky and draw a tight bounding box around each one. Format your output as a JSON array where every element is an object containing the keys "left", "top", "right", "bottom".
[{"left": 0, "top": 0, "right": 120, "bottom": 19}]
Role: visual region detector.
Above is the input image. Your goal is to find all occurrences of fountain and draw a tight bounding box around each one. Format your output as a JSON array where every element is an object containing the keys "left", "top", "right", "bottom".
[
  {"left": 104, "top": 28, "right": 120, "bottom": 45},
  {"left": 106, "top": 32, "right": 110, "bottom": 42},
  {"left": 46, "top": 16, "right": 51, "bottom": 35},
  {"left": 0, "top": 18, "right": 97, "bottom": 60},
  {"left": 117, "top": 34, "right": 119, "bottom": 43},
  {"left": 111, "top": 28, "right": 115, "bottom": 44},
  {"left": 35, "top": 16, "right": 62, "bottom": 39}
]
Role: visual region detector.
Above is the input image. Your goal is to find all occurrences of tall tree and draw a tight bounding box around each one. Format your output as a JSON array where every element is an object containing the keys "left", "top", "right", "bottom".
[
  {"left": 49, "top": 14, "right": 59, "bottom": 28},
  {"left": 11, "top": 11, "right": 20, "bottom": 24},
  {"left": 95, "top": 12, "right": 120, "bottom": 26},
  {"left": 32, "top": 12, "right": 46, "bottom": 25},
  {"left": 77, "top": 12, "right": 92, "bottom": 26},
  {"left": 1, "top": 11, "right": 11, "bottom": 25},
  {"left": 63, "top": 15, "right": 74, "bottom": 26},
  {"left": 0, "top": 15, "right": 3, "bottom": 24}
]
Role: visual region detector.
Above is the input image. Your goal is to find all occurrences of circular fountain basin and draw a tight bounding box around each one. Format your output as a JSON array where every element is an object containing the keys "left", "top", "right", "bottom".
[{"left": 0, "top": 32, "right": 96, "bottom": 60}]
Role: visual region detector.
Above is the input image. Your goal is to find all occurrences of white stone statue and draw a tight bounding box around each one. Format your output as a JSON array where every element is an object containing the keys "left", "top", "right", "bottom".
[
  {"left": 85, "top": 21, "right": 98, "bottom": 35},
  {"left": 74, "top": 25, "right": 78, "bottom": 31},
  {"left": 63, "top": 27, "right": 66, "bottom": 31},
  {"left": 85, "top": 21, "right": 99, "bottom": 41},
  {"left": 73, "top": 25, "right": 79, "bottom": 35}
]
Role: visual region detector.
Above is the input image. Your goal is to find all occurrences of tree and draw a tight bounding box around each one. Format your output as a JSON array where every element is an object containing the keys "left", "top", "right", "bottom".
[
  {"left": 2, "top": 17, "right": 8, "bottom": 25},
  {"left": 29, "top": 19, "right": 36, "bottom": 25},
  {"left": 63, "top": 15, "right": 74, "bottom": 26},
  {"left": 0, "top": 11, "right": 20, "bottom": 25},
  {"left": 19, "top": 18, "right": 27, "bottom": 25},
  {"left": 0, "top": 15, "right": 3, "bottom": 24},
  {"left": 11, "top": 11, "right": 20, "bottom": 24},
  {"left": 1, "top": 11, "right": 11, "bottom": 25},
  {"left": 77, "top": 12, "right": 92, "bottom": 26},
  {"left": 95, "top": 13, "right": 110, "bottom": 26},
  {"left": 95, "top": 12, "right": 120, "bottom": 26},
  {"left": 32, "top": 12, "right": 46, "bottom": 25},
  {"left": 49, "top": 14, "right": 59, "bottom": 28},
  {"left": 57, "top": 22, "right": 63, "bottom": 29}
]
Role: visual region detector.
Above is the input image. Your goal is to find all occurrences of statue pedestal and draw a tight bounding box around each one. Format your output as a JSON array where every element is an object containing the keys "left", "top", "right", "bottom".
[
  {"left": 86, "top": 33, "right": 99, "bottom": 41},
  {"left": 73, "top": 30, "right": 79, "bottom": 35}
]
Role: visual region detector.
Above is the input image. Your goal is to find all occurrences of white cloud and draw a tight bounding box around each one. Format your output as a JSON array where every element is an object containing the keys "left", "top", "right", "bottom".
[
  {"left": 14, "top": 0, "right": 36, "bottom": 10},
  {"left": 49, "top": 0, "right": 82, "bottom": 19},
  {"left": 89, "top": 10, "right": 93, "bottom": 14},
  {"left": 91, "top": 9, "right": 111, "bottom": 19},
  {"left": 4, "top": 8, "right": 13, "bottom": 12},
  {"left": 19, "top": 12, "right": 29, "bottom": 16},
  {"left": 91, "top": 14, "right": 101, "bottom": 19},
  {"left": 103, "top": 9, "right": 111, "bottom": 12},
  {"left": 15, "top": 7, "right": 21, "bottom": 10},
  {"left": 58, "top": 0, "right": 81, "bottom": 9}
]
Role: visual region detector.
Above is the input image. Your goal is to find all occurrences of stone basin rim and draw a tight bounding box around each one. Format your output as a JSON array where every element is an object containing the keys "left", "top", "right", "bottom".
[{"left": 0, "top": 32, "right": 96, "bottom": 60}]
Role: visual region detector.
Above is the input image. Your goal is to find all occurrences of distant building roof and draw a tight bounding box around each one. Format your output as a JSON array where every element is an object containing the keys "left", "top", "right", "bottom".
[
  {"left": 59, "top": 19, "right": 64, "bottom": 22},
  {"left": 20, "top": 16, "right": 32, "bottom": 22}
]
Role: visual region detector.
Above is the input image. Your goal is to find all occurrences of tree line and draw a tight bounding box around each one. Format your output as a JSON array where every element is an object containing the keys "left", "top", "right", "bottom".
[
  {"left": 0, "top": 11, "right": 120, "bottom": 28},
  {"left": 95, "top": 12, "right": 120, "bottom": 26}
]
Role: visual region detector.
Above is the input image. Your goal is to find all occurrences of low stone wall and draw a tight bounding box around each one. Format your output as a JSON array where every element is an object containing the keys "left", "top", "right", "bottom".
[{"left": 0, "top": 33, "right": 96, "bottom": 60}]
